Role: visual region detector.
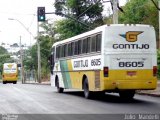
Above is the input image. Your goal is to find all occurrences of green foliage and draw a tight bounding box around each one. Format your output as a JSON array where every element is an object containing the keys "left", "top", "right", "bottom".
[
  {"left": 23, "top": 46, "right": 37, "bottom": 70},
  {"left": 23, "top": 35, "right": 54, "bottom": 79},
  {"left": 119, "top": 0, "right": 158, "bottom": 39},
  {"left": 0, "top": 46, "right": 8, "bottom": 54},
  {"left": 55, "top": 19, "right": 87, "bottom": 40},
  {"left": 39, "top": 36, "right": 53, "bottom": 74},
  {"left": 0, "top": 46, "right": 11, "bottom": 73},
  {"left": 54, "top": 0, "right": 104, "bottom": 40}
]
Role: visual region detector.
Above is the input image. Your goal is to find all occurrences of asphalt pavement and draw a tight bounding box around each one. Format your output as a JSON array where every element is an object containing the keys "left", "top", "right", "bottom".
[{"left": 39, "top": 80, "right": 160, "bottom": 97}]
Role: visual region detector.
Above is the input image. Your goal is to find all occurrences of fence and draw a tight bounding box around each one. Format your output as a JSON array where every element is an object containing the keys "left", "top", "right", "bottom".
[{"left": 24, "top": 70, "right": 37, "bottom": 83}]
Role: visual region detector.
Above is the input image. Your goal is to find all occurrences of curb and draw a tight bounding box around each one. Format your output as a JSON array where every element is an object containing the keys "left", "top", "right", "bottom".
[{"left": 24, "top": 82, "right": 51, "bottom": 85}]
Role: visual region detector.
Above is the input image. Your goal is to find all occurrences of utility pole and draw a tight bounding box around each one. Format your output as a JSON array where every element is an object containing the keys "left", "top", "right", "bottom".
[
  {"left": 159, "top": 1, "right": 160, "bottom": 49},
  {"left": 37, "top": 22, "right": 41, "bottom": 83},
  {"left": 20, "top": 36, "right": 24, "bottom": 83},
  {"left": 37, "top": 7, "right": 45, "bottom": 83},
  {"left": 112, "top": 0, "right": 118, "bottom": 24}
]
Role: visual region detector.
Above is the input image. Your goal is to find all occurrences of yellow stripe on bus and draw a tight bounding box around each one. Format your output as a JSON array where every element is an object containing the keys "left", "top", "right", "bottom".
[{"left": 66, "top": 68, "right": 157, "bottom": 91}]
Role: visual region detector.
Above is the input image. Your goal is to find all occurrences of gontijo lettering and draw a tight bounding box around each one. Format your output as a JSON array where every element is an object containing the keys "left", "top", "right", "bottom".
[
  {"left": 113, "top": 31, "right": 149, "bottom": 49},
  {"left": 113, "top": 44, "right": 149, "bottom": 49}
]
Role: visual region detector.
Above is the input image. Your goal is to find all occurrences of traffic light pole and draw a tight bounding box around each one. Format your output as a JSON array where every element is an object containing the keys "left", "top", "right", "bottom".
[
  {"left": 37, "top": 22, "right": 41, "bottom": 83},
  {"left": 37, "top": 7, "right": 45, "bottom": 83},
  {"left": 159, "top": 1, "right": 160, "bottom": 49}
]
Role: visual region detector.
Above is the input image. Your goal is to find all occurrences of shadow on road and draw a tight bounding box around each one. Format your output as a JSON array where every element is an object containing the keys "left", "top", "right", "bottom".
[{"left": 62, "top": 91, "right": 155, "bottom": 104}]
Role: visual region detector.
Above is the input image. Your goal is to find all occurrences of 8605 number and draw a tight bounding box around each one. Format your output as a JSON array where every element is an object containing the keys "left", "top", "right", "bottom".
[{"left": 119, "top": 61, "right": 144, "bottom": 67}]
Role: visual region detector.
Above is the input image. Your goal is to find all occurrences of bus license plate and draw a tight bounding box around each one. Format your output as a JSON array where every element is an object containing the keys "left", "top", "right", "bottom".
[{"left": 127, "top": 71, "right": 136, "bottom": 76}]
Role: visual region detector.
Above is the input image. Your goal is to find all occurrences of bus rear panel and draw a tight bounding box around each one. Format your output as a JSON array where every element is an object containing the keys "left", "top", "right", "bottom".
[
  {"left": 2, "top": 63, "right": 18, "bottom": 84},
  {"left": 102, "top": 25, "right": 157, "bottom": 91}
]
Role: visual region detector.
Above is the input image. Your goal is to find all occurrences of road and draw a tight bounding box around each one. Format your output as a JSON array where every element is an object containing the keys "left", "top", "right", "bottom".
[{"left": 0, "top": 83, "right": 160, "bottom": 120}]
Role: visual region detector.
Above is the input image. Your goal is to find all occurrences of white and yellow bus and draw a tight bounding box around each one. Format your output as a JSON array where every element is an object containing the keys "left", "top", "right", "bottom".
[
  {"left": 49, "top": 24, "right": 157, "bottom": 99},
  {"left": 2, "top": 63, "right": 18, "bottom": 84}
]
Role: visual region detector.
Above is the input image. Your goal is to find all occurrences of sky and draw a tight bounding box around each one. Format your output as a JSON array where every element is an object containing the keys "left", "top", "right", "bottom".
[{"left": 0, "top": 0, "right": 127, "bottom": 47}]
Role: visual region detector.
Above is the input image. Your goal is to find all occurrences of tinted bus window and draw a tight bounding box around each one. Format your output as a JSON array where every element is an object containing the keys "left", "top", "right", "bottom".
[
  {"left": 68, "top": 43, "right": 71, "bottom": 56},
  {"left": 78, "top": 40, "right": 82, "bottom": 54},
  {"left": 87, "top": 37, "right": 91, "bottom": 53},
  {"left": 91, "top": 36, "right": 96, "bottom": 52},
  {"left": 71, "top": 42, "right": 74, "bottom": 56},
  {"left": 60, "top": 45, "right": 65, "bottom": 58},
  {"left": 96, "top": 34, "right": 101, "bottom": 51},
  {"left": 64, "top": 44, "right": 68, "bottom": 57},
  {"left": 56, "top": 46, "right": 60, "bottom": 58},
  {"left": 74, "top": 41, "right": 78, "bottom": 55},
  {"left": 82, "top": 38, "right": 87, "bottom": 53}
]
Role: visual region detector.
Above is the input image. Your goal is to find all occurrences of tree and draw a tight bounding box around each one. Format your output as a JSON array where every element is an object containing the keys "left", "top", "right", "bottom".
[
  {"left": 119, "top": 0, "right": 158, "bottom": 39},
  {"left": 55, "top": 19, "right": 87, "bottom": 40},
  {"left": 0, "top": 46, "right": 12, "bottom": 73},
  {"left": 39, "top": 36, "right": 53, "bottom": 78},
  {"left": 23, "top": 46, "right": 37, "bottom": 70},
  {"left": 23, "top": 35, "right": 54, "bottom": 81},
  {"left": 54, "top": 0, "right": 104, "bottom": 40}
]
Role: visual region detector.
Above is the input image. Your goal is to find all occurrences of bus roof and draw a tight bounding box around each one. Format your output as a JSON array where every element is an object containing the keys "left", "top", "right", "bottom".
[
  {"left": 52, "top": 24, "right": 153, "bottom": 47},
  {"left": 3, "top": 63, "right": 17, "bottom": 65}
]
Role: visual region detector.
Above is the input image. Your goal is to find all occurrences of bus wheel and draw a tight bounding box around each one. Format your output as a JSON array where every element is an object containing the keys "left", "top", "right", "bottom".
[
  {"left": 13, "top": 81, "right": 17, "bottom": 84},
  {"left": 3, "top": 81, "right": 6, "bottom": 84},
  {"left": 83, "top": 78, "right": 93, "bottom": 99},
  {"left": 119, "top": 90, "right": 135, "bottom": 100},
  {"left": 56, "top": 78, "right": 64, "bottom": 93}
]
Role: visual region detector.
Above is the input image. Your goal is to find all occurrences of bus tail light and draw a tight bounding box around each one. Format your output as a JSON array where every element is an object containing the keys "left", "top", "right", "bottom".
[
  {"left": 104, "top": 67, "right": 109, "bottom": 77},
  {"left": 153, "top": 66, "right": 157, "bottom": 76}
]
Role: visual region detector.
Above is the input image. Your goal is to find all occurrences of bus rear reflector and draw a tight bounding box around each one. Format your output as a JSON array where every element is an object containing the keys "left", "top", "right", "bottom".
[
  {"left": 153, "top": 66, "right": 157, "bottom": 76},
  {"left": 104, "top": 67, "right": 109, "bottom": 77}
]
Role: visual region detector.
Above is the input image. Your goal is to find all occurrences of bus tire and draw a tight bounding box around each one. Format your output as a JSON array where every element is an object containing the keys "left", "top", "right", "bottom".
[
  {"left": 83, "top": 77, "right": 93, "bottom": 99},
  {"left": 119, "top": 90, "right": 135, "bottom": 100},
  {"left": 3, "top": 81, "right": 6, "bottom": 84},
  {"left": 13, "top": 81, "right": 17, "bottom": 84},
  {"left": 56, "top": 78, "right": 64, "bottom": 93}
]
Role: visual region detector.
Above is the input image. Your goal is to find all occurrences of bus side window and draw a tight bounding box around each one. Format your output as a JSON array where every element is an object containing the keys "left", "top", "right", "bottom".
[
  {"left": 87, "top": 37, "right": 91, "bottom": 53},
  {"left": 60, "top": 45, "right": 65, "bottom": 58},
  {"left": 82, "top": 38, "right": 87, "bottom": 54},
  {"left": 64, "top": 44, "right": 68, "bottom": 57},
  {"left": 91, "top": 35, "right": 96, "bottom": 52},
  {"left": 78, "top": 40, "right": 82, "bottom": 54},
  {"left": 50, "top": 47, "right": 55, "bottom": 74},
  {"left": 71, "top": 42, "right": 74, "bottom": 56},
  {"left": 68, "top": 43, "right": 71, "bottom": 56},
  {"left": 56, "top": 46, "right": 60, "bottom": 58},
  {"left": 74, "top": 41, "right": 78, "bottom": 55},
  {"left": 96, "top": 34, "right": 101, "bottom": 51}
]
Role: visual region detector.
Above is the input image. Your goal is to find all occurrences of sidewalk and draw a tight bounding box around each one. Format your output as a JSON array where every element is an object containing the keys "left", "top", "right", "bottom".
[
  {"left": 25, "top": 80, "right": 51, "bottom": 85},
  {"left": 137, "top": 81, "right": 160, "bottom": 97}
]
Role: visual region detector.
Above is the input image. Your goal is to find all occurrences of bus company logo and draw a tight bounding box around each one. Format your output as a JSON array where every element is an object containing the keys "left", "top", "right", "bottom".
[
  {"left": 119, "top": 31, "right": 143, "bottom": 42},
  {"left": 7, "top": 64, "right": 13, "bottom": 68}
]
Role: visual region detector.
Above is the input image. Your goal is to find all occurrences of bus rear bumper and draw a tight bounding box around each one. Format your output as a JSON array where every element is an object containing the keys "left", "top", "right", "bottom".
[{"left": 103, "top": 79, "right": 157, "bottom": 91}]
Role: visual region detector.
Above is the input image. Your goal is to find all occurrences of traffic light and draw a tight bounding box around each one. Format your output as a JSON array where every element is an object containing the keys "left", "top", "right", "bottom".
[{"left": 37, "top": 7, "right": 45, "bottom": 22}]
